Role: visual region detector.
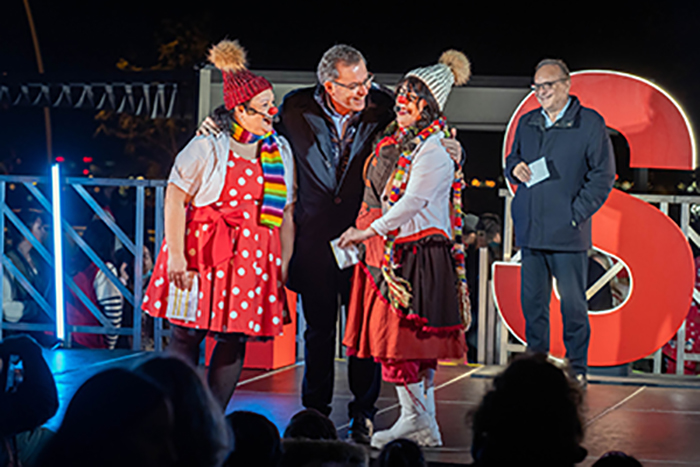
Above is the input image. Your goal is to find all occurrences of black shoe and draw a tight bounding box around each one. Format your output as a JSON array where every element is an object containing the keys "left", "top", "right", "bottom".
[{"left": 348, "top": 415, "right": 373, "bottom": 445}]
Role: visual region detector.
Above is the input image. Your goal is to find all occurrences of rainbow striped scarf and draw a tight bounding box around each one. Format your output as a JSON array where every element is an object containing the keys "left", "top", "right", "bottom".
[{"left": 231, "top": 120, "right": 287, "bottom": 229}]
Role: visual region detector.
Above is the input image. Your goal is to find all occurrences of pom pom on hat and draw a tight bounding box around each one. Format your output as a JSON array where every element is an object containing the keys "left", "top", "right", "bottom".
[
  {"left": 404, "top": 49, "right": 471, "bottom": 111},
  {"left": 439, "top": 50, "right": 471, "bottom": 86},
  {"left": 208, "top": 39, "right": 272, "bottom": 110},
  {"left": 208, "top": 39, "right": 248, "bottom": 72}
]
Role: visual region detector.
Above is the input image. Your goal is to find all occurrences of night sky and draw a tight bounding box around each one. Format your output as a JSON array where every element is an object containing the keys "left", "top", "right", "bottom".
[{"left": 1, "top": 1, "right": 698, "bottom": 209}]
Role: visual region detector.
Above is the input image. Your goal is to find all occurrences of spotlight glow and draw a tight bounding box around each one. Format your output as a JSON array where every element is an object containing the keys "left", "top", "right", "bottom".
[{"left": 51, "top": 164, "right": 65, "bottom": 341}]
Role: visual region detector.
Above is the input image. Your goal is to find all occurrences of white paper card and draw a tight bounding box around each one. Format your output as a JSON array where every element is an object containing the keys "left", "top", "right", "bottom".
[
  {"left": 165, "top": 274, "right": 199, "bottom": 322},
  {"left": 330, "top": 238, "right": 361, "bottom": 269},
  {"left": 525, "top": 157, "right": 550, "bottom": 188}
]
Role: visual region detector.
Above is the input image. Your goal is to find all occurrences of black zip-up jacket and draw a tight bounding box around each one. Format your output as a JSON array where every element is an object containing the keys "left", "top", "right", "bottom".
[
  {"left": 505, "top": 96, "right": 615, "bottom": 251},
  {"left": 276, "top": 86, "right": 394, "bottom": 293}
]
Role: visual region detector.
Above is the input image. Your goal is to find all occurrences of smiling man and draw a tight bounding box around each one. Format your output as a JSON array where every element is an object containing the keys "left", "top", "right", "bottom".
[
  {"left": 278, "top": 45, "right": 465, "bottom": 443},
  {"left": 505, "top": 59, "right": 615, "bottom": 388},
  {"left": 276, "top": 45, "right": 393, "bottom": 444}
]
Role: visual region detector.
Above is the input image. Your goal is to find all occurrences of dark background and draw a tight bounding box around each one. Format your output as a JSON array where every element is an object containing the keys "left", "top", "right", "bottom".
[{"left": 1, "top": 1, "right": 698, "bottom": 214}]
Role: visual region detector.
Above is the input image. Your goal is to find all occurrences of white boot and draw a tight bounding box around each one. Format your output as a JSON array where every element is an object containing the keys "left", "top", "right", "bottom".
[
  {"left": 424, "top": 385, "right": 443, "bottom": 446},
  {"left": 371, "top": 382, "right": 434, "bottom": 449}
]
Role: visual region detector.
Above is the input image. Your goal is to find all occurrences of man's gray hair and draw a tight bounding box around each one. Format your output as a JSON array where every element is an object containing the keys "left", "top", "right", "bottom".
[
  {"left": 535, "top": 58, "right": 571, "bottom": 79},
  {"left": 316, "top": 44, "right": 366, "bottom": 84}
]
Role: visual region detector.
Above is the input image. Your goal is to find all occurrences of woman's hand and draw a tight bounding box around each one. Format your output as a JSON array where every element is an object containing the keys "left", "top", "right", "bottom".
[
  {"left": 441, "top": 128, "right": 464, "bottom": 164},
  {"left": 338, "top": 227, "right": 376, "bottom": 248},
  {"left": 168, "top": 252, "right": 193, "bottom": 291},
  {"left": 164, "top": 185, "right": 194, "bottom": 291},
  {"left": 119, "top": 262, "right": 129, "bottom": 286}
]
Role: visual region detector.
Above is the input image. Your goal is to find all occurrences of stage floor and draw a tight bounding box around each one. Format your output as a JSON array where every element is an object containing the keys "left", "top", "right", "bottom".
[{"left": 43, "top": 349, "right": 700, "bottom": 466}]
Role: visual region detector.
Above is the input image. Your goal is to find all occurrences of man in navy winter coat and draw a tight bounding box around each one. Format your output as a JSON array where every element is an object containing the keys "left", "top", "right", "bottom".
[{"left": 505, "top": 59, "right": 615, "bottom": 384}]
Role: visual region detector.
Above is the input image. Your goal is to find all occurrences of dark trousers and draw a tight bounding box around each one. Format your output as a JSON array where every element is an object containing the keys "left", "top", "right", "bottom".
[
  {"left": 521, "top": 248, "right": 590, "bottom": 375},
  {"left": 300, "top": 267, "right": 381, "bottom": 420}
]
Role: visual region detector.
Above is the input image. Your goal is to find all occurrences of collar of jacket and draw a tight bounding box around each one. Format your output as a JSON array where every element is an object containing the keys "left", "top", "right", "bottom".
[{"left": 528, "top": 95, "right": 581, "bottom": 131}]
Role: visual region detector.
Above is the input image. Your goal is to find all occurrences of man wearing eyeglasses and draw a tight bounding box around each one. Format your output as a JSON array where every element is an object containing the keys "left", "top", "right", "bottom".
[
  {"left": 275, "top": 45, "right": 393, "bottom": 445},
  {"left": 277, "top": 45, "right": 463, "bottom": 444},
  {"left": 505, "top": 59, "right": 615, "bottom": 388}
]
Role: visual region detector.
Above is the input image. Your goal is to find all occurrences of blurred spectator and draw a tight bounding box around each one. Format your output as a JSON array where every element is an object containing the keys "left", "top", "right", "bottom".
[
  {"left": 283, "top": 409, "right": 338, "bottom": 441},
  {"left": 36, "top": 368, "right": 177, "bottom": 467},
  {"left": 3, "top": 210, "right": 56, "bottom": 347},
  {"left": 592, "top": 451, "right": 643, "bottom": 466},
  {"left": 463, "top": 213, "right": 479, "bottom": 246},
  {"left": 475, "top": 213, "right": 502, "bottom": 255},
  {"left": 663, "top": 256, "right": 700, "bottom": 375},
  {"left": 470, "top": 353, "right": 587, "bottom": 467},
  {"left": 66, "top": 220, "right": 127, "bottom": 349},
  {"left": 225, "top": 411, "right": 281, "bottom": 467},
  {"left": 466, "top": 213, "right": 502, "bottom": 362},
  {"left": 114, "top": 244, "right": 155, "bottom": 349},
  {"left": 0, "top": 335, "right": 58, "bottom": 467},
  {"left": 280, "top": 439, "right": 367, "bottom": 467},
  {"left": 377, "top": 439, "right": 426, "bottom": 467},
  {"left": 114, "top": 244, "right": 154, "bottom": 295},
  {"left": 135, "top": 356, "right": 230, "bottom": 467}
]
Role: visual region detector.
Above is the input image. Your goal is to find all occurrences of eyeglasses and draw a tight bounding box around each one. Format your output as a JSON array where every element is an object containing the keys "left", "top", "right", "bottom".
[
  {"left": 332, "top": 73, "right": 374, "bottom": 91},
  {"left": 243, "top": 103, "right": 278, "bottom": 119},
  {"left": 396, "top": 87, "right": 420, "bottom": 104},
  {"left": 531, "top": 78, "right": 568, "bottom": 93}
]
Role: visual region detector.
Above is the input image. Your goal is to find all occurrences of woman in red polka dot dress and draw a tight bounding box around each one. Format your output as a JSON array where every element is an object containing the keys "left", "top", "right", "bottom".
[{"left": 142, "top": 39, "right": 295, "bottom": 408}]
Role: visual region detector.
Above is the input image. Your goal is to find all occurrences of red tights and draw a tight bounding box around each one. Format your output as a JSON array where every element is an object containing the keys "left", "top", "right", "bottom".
[{"left": 380, "top": 358, "right": 437, "bottom": 384}]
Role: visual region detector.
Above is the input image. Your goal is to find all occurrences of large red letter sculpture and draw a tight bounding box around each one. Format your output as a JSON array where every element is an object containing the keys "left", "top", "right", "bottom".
[{"left": 494, "top": 71, "right": 697, "bottom": 366}]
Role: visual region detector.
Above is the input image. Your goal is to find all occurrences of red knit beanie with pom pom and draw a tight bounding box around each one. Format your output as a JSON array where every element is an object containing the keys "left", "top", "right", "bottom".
[{"left": 208, "top": 39, "right": 272, "bottom": 110}]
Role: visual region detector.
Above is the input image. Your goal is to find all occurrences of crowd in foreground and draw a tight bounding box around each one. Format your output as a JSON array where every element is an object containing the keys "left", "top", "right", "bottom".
[{"left": 1, "top": 334, "right": 644, "bottom": 467}]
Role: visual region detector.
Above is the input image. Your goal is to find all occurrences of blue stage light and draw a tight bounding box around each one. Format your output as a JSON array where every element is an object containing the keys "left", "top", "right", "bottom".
[{"left": 51, "top": 164, "right": 65, "bottom": 341}]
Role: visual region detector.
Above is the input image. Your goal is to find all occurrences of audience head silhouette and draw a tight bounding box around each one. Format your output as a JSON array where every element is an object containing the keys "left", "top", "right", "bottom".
[
  {"left": 471, "top": 353, "right": 586, "bottom": 466},
  {"left": 377, "top": 439, "right": 426, "bottom": 467},
  {"left": 37, "top": 368, "right": 177, "bottom": 467},
  {"left": 225, "top": 410, "right": 282, "bottom": 467},
  {"left": 284, "top": 408, "right": 338, "bottom": 440},
  {"left": 136, "top": 356, "right": 231, "bottom": 467}
]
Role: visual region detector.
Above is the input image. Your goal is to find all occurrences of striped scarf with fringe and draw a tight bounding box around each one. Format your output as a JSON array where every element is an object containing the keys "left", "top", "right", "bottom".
[
  {"left": 379, "top": 117, "right": 471, "bottom": 329},
  {"left": 231, "top": 120, "right": 286, "bottom": 228}
]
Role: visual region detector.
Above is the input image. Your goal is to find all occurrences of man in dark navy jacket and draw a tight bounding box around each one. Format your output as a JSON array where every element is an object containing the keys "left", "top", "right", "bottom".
[
  {"left": 505, "top": 59, "right": 615, "bottom": 385},
  {"left": 278, "top": 45, "right": 465, "bottom": 441},
  {"left": 276, "top": 45, "right": 393, "bottom": 443}
]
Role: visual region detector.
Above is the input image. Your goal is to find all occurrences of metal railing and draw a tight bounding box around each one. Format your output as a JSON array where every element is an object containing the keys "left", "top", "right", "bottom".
[
  {"left": 475, "top": 190, "right": 700, "bottom": 375},
  {"left": 0, "top": 175, "right": 167, "bottom": 350}
]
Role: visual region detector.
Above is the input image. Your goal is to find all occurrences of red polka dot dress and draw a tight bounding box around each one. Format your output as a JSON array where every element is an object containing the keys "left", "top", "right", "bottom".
[{"left": 143, "top": 150, "right": 285, "bottom": 337}]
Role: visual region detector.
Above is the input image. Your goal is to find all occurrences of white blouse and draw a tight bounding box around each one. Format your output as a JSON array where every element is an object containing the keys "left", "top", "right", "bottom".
[
  {"left": 168, "top": 131, "right": 296, "bottom": 208},
  {"left": 371, "top": 133, "right": 454, "bottom": 240}
]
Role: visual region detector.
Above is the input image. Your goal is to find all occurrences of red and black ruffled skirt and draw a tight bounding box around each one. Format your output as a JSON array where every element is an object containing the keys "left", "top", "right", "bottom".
[{"left": 343, "top": 205, "right": 466, "bottom": 361}]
